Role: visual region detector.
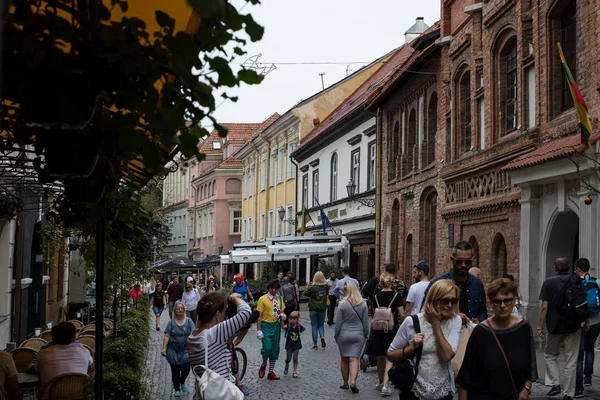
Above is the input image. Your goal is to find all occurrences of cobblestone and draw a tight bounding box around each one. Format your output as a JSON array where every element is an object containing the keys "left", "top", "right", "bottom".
[{"left": 144, "top": 304, "right": 600, "bottom": 399}]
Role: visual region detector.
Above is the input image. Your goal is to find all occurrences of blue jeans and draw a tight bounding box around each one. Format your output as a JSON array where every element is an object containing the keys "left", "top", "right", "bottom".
[
  {"left": 576, "top": 322, "right": 600, "bottom": 389},
  {"left": 309, "top": 310, "right": 325, "bottom": 345}
]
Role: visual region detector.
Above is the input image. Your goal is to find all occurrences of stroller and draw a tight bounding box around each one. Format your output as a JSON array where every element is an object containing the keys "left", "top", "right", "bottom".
[{"left": 360, "top": 327, "right": 377, "bottom": 372}]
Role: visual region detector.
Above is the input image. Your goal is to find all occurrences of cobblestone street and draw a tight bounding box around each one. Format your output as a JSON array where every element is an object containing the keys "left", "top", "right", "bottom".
[{"left": 145, "top": 304, "right": 600, "bottom": 399}]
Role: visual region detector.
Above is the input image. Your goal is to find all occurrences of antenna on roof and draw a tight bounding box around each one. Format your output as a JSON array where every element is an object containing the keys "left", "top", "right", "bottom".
[
  {"left": 241, "top": 54, "right": 277, "bottom": 77},
  {"left": 346, "top": 64, "right": 353, "bottom": 76},
  {"left": 319, "top": 72, "right": 326, "bottom": 89}
]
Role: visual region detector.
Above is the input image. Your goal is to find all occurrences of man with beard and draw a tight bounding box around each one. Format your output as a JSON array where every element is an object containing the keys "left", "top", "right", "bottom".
[
  {"left": 403, "top": 260, "right": 430, "bottom": 316},
  {"left": 424, "top": 241, "right": 487, "bottom": 323}
]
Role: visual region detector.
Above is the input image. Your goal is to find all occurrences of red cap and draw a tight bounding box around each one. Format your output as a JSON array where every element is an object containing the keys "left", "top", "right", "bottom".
[{"left": 233, "top": 273, "right": 244, "bottom": 282}]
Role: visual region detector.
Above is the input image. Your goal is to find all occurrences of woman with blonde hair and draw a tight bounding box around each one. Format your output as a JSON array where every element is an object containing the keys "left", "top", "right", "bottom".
[
  {"left": 335, "top": 280, "right": 369, "bottom": 393},
  {"left": 387, "top": 280, "right": 462, "bottom": 400},
  {"left": 368, "top": 272, "right": 404, "bottom": 396},
  {"left": 305, "top": 271, "right": 329, "bottom": 349}
]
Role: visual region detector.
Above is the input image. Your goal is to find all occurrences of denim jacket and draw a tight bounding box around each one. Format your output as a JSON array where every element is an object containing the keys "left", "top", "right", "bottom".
[{"left": 425, "top": 270, "right": 488, "bottom": 322}]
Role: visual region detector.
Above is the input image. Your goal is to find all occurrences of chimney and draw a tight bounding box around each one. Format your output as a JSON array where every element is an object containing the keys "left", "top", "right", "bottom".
[
  {"left": 313, "top": 117, "right": 320, "bottom": 127},
  {"left": 405, "top": 17, "right": 429, "bottom": 44}
]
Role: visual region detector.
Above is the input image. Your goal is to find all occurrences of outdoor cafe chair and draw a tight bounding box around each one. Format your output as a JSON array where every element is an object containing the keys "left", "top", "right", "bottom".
[
  {"left": 78, "top": 325, "right": 95, "bottom": 336},
  {"left": 19, "top": 338, "right": 47, "bottom": 352},
  {"left": 39, "top": 330, "right": 53, "bottom": 342},
  {"left": 68, "top": 320, "right": 84, "bottom": 329},
  {"left": 10, "top": 347, "right": 37, "bottom": 373},
  {"left": 76, "top": 336, "right": 95, "bottom": 349},
  {"left": 40, "top": 372, "right": 93, "bottom": 400}
]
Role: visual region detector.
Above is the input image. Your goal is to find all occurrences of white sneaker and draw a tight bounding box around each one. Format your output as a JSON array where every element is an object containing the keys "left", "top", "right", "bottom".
[
  {"left": 375, "top": 383, "right": 383, "bottom": 391},
  {"left": 381, "top": 387, "right": 393, "bottom": 397}
]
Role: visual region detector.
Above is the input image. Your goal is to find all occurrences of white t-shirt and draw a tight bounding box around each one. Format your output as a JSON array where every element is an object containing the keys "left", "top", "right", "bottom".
[
  {"left": 37, "top": 342, "right": 93, "bottom": 386},
  {"left": 406, "top": 281, "right": 429, "bottom": 314},
  {"left": 182, "top": 289, "right": 200, "bottom": 313}
]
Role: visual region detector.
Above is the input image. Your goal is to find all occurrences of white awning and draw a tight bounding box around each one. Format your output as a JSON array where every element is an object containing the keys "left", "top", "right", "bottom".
[
  {"left": 220, "top": 254, "right": 233, "bottom": 265},
  {"left": 230, "top": 249, "right": 270, "bottom": 263},
  {"left": 268, "top": 242, "right": 343, "bottom": 255}
]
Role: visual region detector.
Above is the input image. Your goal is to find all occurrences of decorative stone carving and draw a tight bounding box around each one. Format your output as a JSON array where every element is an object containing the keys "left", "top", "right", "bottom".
[{"left": 445, "top": 170, "right": 515, "bottom": 204}]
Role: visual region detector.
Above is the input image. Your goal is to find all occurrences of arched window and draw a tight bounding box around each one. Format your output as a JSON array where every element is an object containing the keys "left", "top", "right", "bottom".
[
  {"left": 549, "top": 1, "right": 577, "bottom": 116},
  {"left": 387, "top": 115, "right": 395, "bottom": 180},
  {"left": 491, "top": 233, "right": 507, "bottom": 278},
  {"left": 385, "top": 216, "right": 392, "bottom": 262},
  {"left": 560, "top": 2, "right": 577, "bottom": 111},
  {"left": 498, "top": 37, "right": 518, "bottom": 135},
  {"left": 330, "top": 153, "right": 338, "bottom": 202},
  {"left": 404, "top": 110, "right": 416, "bottom": 176},
  {"left": 207, "top": 182, "right": 211, "bottom": 198},
  {"left": 468, "top": 235, "right": 480, "bottom": 269},
  {"left": 225, "top": 178, "right": 241, "bottom": 194},
  {"left": 213, "top": 180, "right": 216, "bottom": 195},
  {"left": 391, "top": 200, "right": 400, "bottom": 264},
  {"left": 404, "top": 234, "right": 413, "bottom": 283},
  {"left": 423, "top": 93, "right": 437, "bottom": 167},
  {"left": 457, "top": 70, "right": 471, "bottom": 158},
  {"left": 419, "top": 188, "right": 437, "bottom": 276}
]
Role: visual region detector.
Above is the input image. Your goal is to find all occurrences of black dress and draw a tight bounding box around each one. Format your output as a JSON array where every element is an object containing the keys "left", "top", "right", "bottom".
[
  {"left": 456, "top": 320, "right": 538, "bottom": 399},
  {"left": 366, "top": 290, "right": 403, "bottom": 357}
]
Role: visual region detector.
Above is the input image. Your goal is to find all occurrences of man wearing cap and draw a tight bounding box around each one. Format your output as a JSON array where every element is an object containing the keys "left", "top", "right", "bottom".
[{"left": 404, "top": 261, "right": 430, "bottom": 316}]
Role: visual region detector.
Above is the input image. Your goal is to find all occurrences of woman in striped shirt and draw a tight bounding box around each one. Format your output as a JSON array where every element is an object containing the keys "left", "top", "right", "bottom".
[{"left": 188, "top": 291, "right": 252, "bottom": 395}]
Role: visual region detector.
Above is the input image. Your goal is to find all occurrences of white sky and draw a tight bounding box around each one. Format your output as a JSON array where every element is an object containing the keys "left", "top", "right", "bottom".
[{"left": 211, "top": 0, "right": 441, "bottom": 124}]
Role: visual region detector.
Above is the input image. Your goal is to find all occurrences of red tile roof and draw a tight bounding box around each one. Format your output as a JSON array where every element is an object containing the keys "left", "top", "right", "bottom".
[
  {"left": 502, "top": 134, "right": 600, "bottom": 171},
  {"left": 199, "top": 123, "right": 261, "bottom": 153},
  {"left": 248, "top": 113, "right": 281, "bottom": 140},
  {"left": 218, "top": 157, "right": 243, "bottom": 168},
  {"left": 294, "top": 22, "right": 440, "bottom": 153}
]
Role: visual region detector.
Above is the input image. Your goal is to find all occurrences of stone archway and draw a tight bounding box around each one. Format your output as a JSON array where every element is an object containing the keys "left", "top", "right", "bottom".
[{"left": 545, "top": 210, "right": 579, "bottom": 278}]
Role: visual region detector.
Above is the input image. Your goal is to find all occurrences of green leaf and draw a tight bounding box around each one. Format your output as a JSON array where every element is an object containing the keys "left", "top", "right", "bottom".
[
  {"left": 155, "top": 10, "right": 175, "bottom": 32},
  {"left": 187, "top": 0, "right": 228, "bottom": 19},
  {"left": 242, "top": 14, "right": 264, "bottom": 42},
  {"left": 118, "top": 1, "right": 128, "bottom": 12},
  {"left": 233, "top": 47, "right": 246, "bottom": 56},
  {"left": 208, "top": 57, "right": 237, "bottom": 87},
  {"left": 238, "top": 68, "right": 263, "bottom": 85}
]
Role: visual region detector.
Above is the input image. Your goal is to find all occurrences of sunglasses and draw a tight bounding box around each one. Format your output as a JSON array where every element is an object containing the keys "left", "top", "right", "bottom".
[
  {"left": 491, "top": 297, "right": 515, "bottom": 307},
  {"left": 437, "top": 297, "right": 459, "bottom": 306},
  {"left": 451, "top": 257, "right": 473, "bottom": 266}
]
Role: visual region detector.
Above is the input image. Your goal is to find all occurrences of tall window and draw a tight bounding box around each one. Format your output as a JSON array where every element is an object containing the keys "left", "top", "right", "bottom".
[
  {"left": 561, "top": 2, "right": 577, "bottom": 111},
  {"left": 302, "top": 174, "right": 309, "bottom": 207},
  {"left": 231, "top": 209, "right": 242, "bottom": 234},
  {"left": 278, "top": 148, "right": 285, "bottom": 183},
  {"left": 458, "top": 71, "right": 471, "bottom": 157},
  {"left": 330, "top": 153, "right": 338, "bottom": 202},
  {"left": 268, "top": 210, "right": 273, "bottom": 237},
  {"left": 269, "top": 154, "right": 276, "bottom": 187},
  {"left": 419, "top": 189, "right": 437, "bottom": 277},
  {"left": 243, "top": 172, "right": 248, "bottom": 198},
  {"left": 492, "top": 233, "right": 508, "bottom": 278},
  {"left": 286, "top": 206, "right": 293, "bottom": 235},
  {"left": 387, "top": 116, "right": 397, "bottom": 180},
  {"left": 208, "top": 212, "right": 213, "bottom": 236},
  {"left": 500, "top": 38, "right": 518, "bottom": 134},
  {"left": 287, "top": 143, "right": 295, "bottom": 179},
  {"left": 276, "top": 214, "right": 282, "bottom": 236},
  {"left": 404, "top": 111, "right": 416, "bottom": 175},
  {"left": 261, "top": 158, "right": 267, "bottom": 190},
  {"left": 312, "top": 169, "right": 319, "bottom": 206},
  {"left": 260, "top": 213, "right": 265, "bottom": 239},
  {"left": 367, "top": 141, "right": 376, "bottom": 189},
  {"left": 242, "top": 220, "right": 246, "bottom": 241},
  {"left": 351, "top": 149, "right": 360, "bottom": 194},
  {"left": 424, "top": 93, "right": 438, "bottom": 166},
  {"left": 248, "top": 217, "right": 253, "bottom": 240}
]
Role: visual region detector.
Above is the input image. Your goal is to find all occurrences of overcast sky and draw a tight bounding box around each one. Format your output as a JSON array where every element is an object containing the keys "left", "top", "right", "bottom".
[{"left": 211, "top": 0, "right": 441, "bottom": 125}]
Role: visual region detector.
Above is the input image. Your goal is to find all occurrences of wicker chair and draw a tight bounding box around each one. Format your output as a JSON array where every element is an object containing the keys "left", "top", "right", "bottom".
[
  {"left": 78, "top": 325, "right": 95, "bottom": 336},
  {"left": 76, "top": 336, "right": 95, "bottom": 349},
  {"left": 39, "top": 330, "right": 53, "bottom": 341},
  {"left": 68, "top": 320, "right": 84, "bottom": 329},
  {"left": 40, "top": 372, "right": 93, "bottom": 400},
  {"left": 19, "top": 337, "right": 47, "bottom": 352},
  {"left": 10, "top": 347, "right": 37, "bottom": 373}
]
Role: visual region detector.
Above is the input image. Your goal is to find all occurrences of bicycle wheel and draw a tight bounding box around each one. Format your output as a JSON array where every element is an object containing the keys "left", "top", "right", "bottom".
[{"left": 235, "top": 347, "right": 247, "bottom": 380}]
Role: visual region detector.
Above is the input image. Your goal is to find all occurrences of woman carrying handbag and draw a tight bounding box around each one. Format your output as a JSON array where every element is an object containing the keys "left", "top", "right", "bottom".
[
  {"left": 457, "top": 278, "right": 537, "bottom": 400},
  {"left": 387, "top": 280, "right": 462, "bottom": 400}
]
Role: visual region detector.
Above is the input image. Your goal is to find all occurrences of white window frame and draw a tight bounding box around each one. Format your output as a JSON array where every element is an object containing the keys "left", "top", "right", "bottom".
[
  {"left": 242, "top": 219, "right": 247, "bottom": 241},
  {"left": 351, "top": 149, "right": 360, "bottom": 194},
  {"left": 260, "top": 213, "right": 265, "bottom": 239},
  {"left": 312, "top": 169, "right": 319, "bottom": 207},
  {"left": 248, "top": 217, "right": 253, "bottom": 240},
  {"left": 208, "top": 212, "right": 213, "bottom": 236},
  {"left": 287, "top": 143, "right": 295, "bottom": 180},
  {"left": 368, "top": 141, "right": 376, "bottom": 190},
  {"left": 330, "top": 153, "right": 337, "bottom": 202},
  {"left": 261, "top": 157, "right": 267, "bottom": 191},
  {"left": 268, "top": 210, "right": 273, "bottom": 237},
  {"left": 278, "top": 148, "right": 285, "bottom": 183},
  {"left": 231, "top": 209, "right": 242, "bottom": 234},
  {"left": 302, "top": 174, "right": 309, "bottom": 207},
  {"left": 286, "top": 205, "right": 294, "bottom": 236},
  {"left": 269, "top": 154, "right": 276, "bottom": 187},
  {"left": 276, "top": 214, "right": 282, "bottom": 237}
]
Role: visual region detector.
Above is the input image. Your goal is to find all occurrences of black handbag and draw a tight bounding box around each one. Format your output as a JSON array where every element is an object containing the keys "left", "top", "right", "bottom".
[{"left": 388, "top": 314, "right": 422, "bottom": 393}]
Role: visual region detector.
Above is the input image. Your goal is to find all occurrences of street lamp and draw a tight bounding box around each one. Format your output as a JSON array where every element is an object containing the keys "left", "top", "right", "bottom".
[
  {"left": 277, "top": 206, "right": 285, "bottom": 221},
  {"left": 346, "top": 179, "right": 356, "bottom": 198},
  {"left": 346, "top": 179, "right": 375, "bottom": 208},
  {"left": 218, "top": 243, "right": 223, "bottom": 255}
]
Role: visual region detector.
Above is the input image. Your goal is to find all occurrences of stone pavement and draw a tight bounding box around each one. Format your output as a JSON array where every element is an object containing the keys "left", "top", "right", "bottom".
[{"left": 144, "top": 303, "right": 600, "bottom": 399}]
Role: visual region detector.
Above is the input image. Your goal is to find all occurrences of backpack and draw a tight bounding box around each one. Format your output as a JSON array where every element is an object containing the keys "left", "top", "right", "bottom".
[
  {"left": 281, "top": 284, "right": 297, "bottom": 304},
  {"left": 582, "top": 277, "right": 600, "bottom": 313},
  {"left": 559, "top": 274, "right": 589, "bottom": 328},
  {"left": 388, "top": 314, "right": 421, "bottom": 392},
  {"left": 371, "top": 292, "right": 398, "bottom": 332}
]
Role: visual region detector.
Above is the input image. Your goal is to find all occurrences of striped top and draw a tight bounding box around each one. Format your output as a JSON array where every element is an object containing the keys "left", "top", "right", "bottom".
[{"left": 188, "top": 303, "right": 251, "bottom": 381}]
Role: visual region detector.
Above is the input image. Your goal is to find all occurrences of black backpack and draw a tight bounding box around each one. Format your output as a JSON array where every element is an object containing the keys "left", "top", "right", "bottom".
[
  {"left": 558, "top": 274, "right": 589, "bottom": 329},
  {"left": 388, "top": 315, "right": 421, "bottom": 392}
]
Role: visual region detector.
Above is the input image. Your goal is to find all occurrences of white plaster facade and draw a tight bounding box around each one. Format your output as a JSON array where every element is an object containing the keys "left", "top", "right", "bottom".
[{"left": 161, "top": 154, "right": 189, "bottom": 258}]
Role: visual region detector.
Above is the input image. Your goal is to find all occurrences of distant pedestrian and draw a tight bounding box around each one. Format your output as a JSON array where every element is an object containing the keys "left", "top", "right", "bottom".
[
  {"left": 206, "top": 278, "right": 217, "bottom": 293},
  {"left": 256, "top": 279, "right": 286, "bottom": 380},
  {"left": 283, "top": 311, "right": 305, "bottom": 378},
  {"left": 326, "top": 270, "right": 339, "bottom": 325},
  {"left": 281, "top": 277, "right": 298, "bottom": 320},
  {"left": 538, "top": 257, "right": 583, "bottom": 398},
  {"left": 167, "top": 277, "right": 184, "bottom": 319},
  {"left": 129, "top": 283, "right": 143, "bottom": 304},
  {"left": 286, "top": 271, "right": 300, "bottom": 306},
  {"left": 468, "top": 267, "right": 482, "bottom": 281},
  {"left": 145, "top": 277, "right": 157, "bottom": 300},
  {"left": 150, "top": 283, "right": 167, "bottom": 331},
  {"left": 335, "top": 281, "right": 369, "bottom": 393},
  {"left": 387, "top": 280, "right": 462, "bottom": 400},
  {"left": 457, "top": 278, "right": 537, "bottom": 399},
  {"left": 501, "top": 274, "right": 524, "bottom": 318},
  {"left": 162, "top": 302, "right": 195, "bottom": 397},
  {"left": 231, "top": 273, "right": 255, "bottom": 304},
  {"left": 574, "top": 258, "right": 600, "bottom": 398},
  {"left": 334, "top": 267, "right": 360, "bottom": 301},
  {"left": 305, "top": 271, "right": 328, "bottom": 349},
  {"left": 277, "top": 271, "right": 285, "bottom": 292},
  {"left": 369, "top": 272, "right": 403, "bottom": 397},
  {"left": 182, "top": 282, "right": 200, "bottom": 325},
  {"left": 405, "top": 261, "right": 430, "bottom": 316}
]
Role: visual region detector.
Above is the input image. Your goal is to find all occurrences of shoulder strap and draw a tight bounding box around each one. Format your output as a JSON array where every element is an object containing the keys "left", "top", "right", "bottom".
[
  {"left": 375, "top": 294, "right": 380, "bottom": 308},
  {"left": 410, "top": 315, "right": 423, "bottom": 373},
  {"left": 487, "top": 324, "right": 519, "bottom": 398},
  {"left": 388, "top": 292, "right": 398, "bottom": 309},
  {"left": 349, "top": 302, "right": 363, "bottom": 324}
]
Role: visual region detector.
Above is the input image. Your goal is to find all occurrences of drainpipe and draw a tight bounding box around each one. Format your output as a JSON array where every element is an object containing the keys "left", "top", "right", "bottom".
[
  {"left": 375, "top": 107, "right": 383, "bottom": 276},
  {"left": 290, "top": 155, "right": 299, "bottom": 237},
  {"left": 258, "top": 133, "right": 271, "bottom": 237}
]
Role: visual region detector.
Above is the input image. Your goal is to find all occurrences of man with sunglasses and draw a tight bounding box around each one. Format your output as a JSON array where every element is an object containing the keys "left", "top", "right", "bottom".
[{"left": 423, "top": 241, "right": 487, "bottom": 324}]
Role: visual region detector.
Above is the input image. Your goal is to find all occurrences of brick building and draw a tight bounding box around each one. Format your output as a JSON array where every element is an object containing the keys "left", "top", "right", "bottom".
[{"left": 372, "top": 0, "right": 600, "bottom": 322}]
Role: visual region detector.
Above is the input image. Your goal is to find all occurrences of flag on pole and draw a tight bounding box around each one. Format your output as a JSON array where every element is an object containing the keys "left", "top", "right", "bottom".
[
  {"left": 557, "top": 42, "right": 594, "bottom": 145},
  {"left": 300, "top": 205, "right": 312, "bottom": 236},
  {"left": 316, "top": 200, "right": 332, "bottom": 232}
]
